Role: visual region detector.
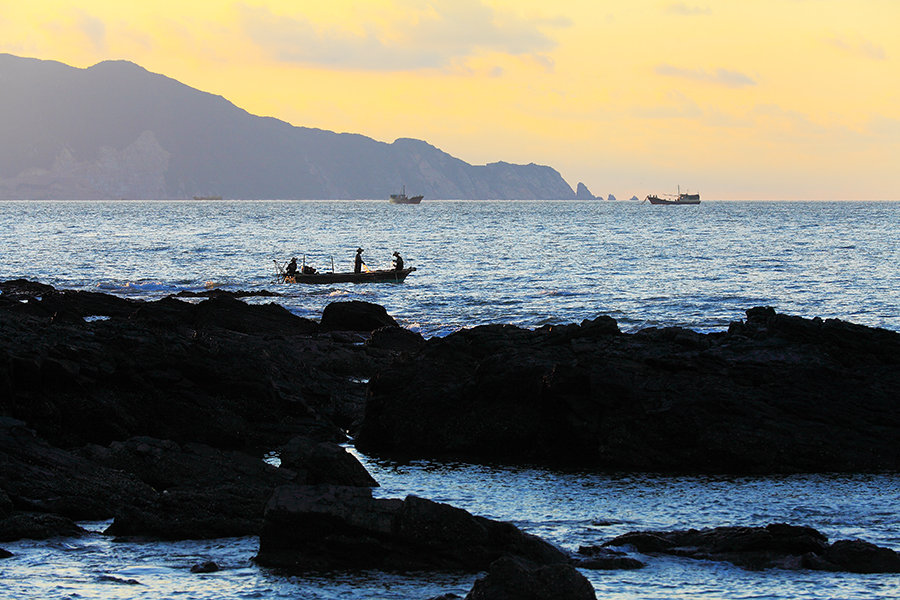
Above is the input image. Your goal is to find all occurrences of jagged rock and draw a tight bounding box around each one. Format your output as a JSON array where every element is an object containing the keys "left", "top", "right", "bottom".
[
  {"left": 255, "top": 484, "right": 568, "bottom": 572},
  {"left": 574, "top": 546, "right": 645, "bottom": 570},
  {"left": 0, "top": 281, "right": 391, "bottom": 450},
  {"left": 82, "top": 436, "right": 294, "bottom": 540},
  {"left": 603, "top": 523, "right": 900, "bottom": 573},
  {"left": 320, "top": 301, "right": 399, "bottom": 332},
  {"left": 0, "top": 418, "right": 153, "bottom": 523},
  {"left": 366, "top": 326, "right": 426, "bottom": 352},
  {"left": 357, "top": 308, "right": 900, "bottom": 473},
  {"left": 0, "top": 512, "right": 86, "bottom": 542},
  {"left": 279, "top": 437, "right": 377, "bottom": 487},
  {"left": 464, "top": 556, "right": 596, "bottom": 600}
]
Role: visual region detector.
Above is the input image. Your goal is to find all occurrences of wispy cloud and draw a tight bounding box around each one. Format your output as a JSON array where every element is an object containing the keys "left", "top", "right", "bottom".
[
  {"left": 664, "top": 3, "right": 712, "bottom": 16},
  {"left": 238, "top": 1, "right": 570, "bottom": 71},
  {"left": 655, "top": 64, "right": 756, "bottom": 88},
  {"left": 75, "top": 10, "right": 107, "bottom": 53},
  {"left": 828, "top": 35, "right": 886, "bottom": 60}
]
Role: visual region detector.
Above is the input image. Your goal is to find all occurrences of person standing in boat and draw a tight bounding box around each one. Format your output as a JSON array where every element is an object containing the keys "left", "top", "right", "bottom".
[
  {"left": 354, "top": 248, "right": 366, "bottom": 273},
  {"left": 285, "top": 257, "right": 298, "bottom": 277},
  {"left": 392, "top": 251, "right": 404, "bottom": 271}
]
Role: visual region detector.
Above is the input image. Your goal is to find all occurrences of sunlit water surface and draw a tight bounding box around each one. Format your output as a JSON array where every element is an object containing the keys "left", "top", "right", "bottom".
[
  {"left": 1, "top": 199, "right": 898, "bottom": 335},
  {"left": 1, "top": 200, "right": 899, "bottom": 598}
]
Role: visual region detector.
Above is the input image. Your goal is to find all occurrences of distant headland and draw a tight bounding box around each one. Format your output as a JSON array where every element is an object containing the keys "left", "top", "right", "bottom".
[{"left": 0, "top": 53, "right": 595, "bottom": 201}]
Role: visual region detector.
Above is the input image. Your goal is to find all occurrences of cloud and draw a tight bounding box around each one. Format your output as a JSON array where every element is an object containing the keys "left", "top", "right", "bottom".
[
  {"left": 868, "top": 115, "right": 900, "bottom": 138},
  {"left": 664, "top": 3, "right": 712, "bottom": 16},
  {"left": 238, "top": 1, "right": 570, "bottom": 71},
  {"left": 75, "top": 10, "right": 107, "bottom": 52},
  {"left": 655, "top": 64, "right": 756, "bottom": 88},
  {"left": 634, "top": 91, "right": 703, "bottom": 119},
  {"left": 828, "top": 35, "right": 886, "bottom": 60}
]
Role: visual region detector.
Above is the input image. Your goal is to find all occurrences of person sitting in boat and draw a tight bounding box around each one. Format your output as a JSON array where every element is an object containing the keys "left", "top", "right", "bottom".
[
  {"left": 285, "top": 257, "right": 298, "bottom": 277},
  {"left": 354, "top": 248, "right": 366, "bottom": 274},
  {"left": 301, "top": 264, "right": 317, "bottom": 275},
  {"left": 392, "top": 251, "right": 404, "bottom": 271}
]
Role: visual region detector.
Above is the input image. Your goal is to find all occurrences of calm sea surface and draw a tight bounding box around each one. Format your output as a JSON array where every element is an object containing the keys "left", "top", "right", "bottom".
[
  {"left": 1, "top": 199, "right": 898, "bottom": 335},
  {"left": 1, "top": 199, "right": 899, "bottom": 599}
]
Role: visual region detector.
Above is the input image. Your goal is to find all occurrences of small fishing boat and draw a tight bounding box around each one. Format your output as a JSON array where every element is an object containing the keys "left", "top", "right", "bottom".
[
  {"left": 280, "top": 267, "right": 416, "bottom": 284},
  {"left": 389, "top": 185, "right": 423, "bottom": 204},
  {"left": 274, "top": 259, "right": 416, "bottom": 284},
  {"left": 645, "top": 186, "right": 701, "bottom": 205}
]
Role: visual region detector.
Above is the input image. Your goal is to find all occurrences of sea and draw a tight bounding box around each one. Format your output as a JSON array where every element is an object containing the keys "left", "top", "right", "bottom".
[{"left": 1, "top": 199, "right": 899, "bottom": 599}]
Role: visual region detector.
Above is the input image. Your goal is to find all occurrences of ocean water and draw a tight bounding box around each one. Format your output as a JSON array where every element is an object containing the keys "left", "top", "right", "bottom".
[
  {"left": 1, "top": 199, "right": 898, "bottom": 335},
  {"left": 1, "top": 199, "right": 899, "bottom": 599}
]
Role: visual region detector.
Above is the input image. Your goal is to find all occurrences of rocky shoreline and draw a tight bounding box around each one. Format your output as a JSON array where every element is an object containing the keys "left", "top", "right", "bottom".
[{"left": 2, "top": 279, "right": 899, "bottom": 597}]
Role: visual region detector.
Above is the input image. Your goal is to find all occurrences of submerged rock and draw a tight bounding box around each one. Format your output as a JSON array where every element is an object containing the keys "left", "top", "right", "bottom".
[
  {"left": 603, "top": 523, "right": 900, "bottom": 573},
  {"left": 190, "top": 560, "right": 220, "bottom": 573},
  {"left": 255, "top": 484, "right": 568, "bottom": 572}
]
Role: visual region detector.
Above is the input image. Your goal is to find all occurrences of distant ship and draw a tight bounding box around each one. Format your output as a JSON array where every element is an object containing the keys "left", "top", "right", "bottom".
[
  {"left": 645, "top": 186, "right": 700, "bottom": 205},
  {"left": 192, "top": 195, "right": 222, "bottom": 200},
  {"left": 389, "top": 185, "right": 423, "bottom": 204}
]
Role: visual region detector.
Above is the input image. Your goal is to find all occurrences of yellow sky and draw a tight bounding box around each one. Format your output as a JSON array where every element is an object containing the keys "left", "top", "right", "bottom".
[{"left": 2, "top": 0, "right": 899, "bottom": 199}]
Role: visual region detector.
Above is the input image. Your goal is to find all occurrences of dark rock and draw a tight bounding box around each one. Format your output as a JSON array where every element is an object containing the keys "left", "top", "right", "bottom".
[
  {"left": 0, "top": 418, "right": 154, "bottom": 524},
  {"left": 0, "top": 279, "right": 56, "bottom": 302},
  {"left": 279, "top": 437, "right": 378, "bottom": 487},
  {"left": 97, "top": 575, "right": 141, "bottom": 585},
  {"left": 173, "top": 289, "right": 282, "bottom": 299},
  {"left": 464, "top": 556, "right": 596, "bottom": 600},
  {"left": 0, "top": 281, "right": 386, "bottom": 451},
  {"left": 603, "top": 523, "right": 900, "bottom": 573},
  {"left": 357, "top": 308, "right": 900, "bottom": 473},
  {"left": 320, "top": 301, "right": 399, "bottom": 332},
  {"left": 366, "top": 326, "right": 426, "bottom": 352},
  {"left": 0, "top": 512, "right": 86, "bottom": 542},
  {"left": 255, "top": 484, "right": 568, "bottom": 572},
  {"left": 193, "top": 295, "right": 318, "bottom": 336},
  {"left": 812, "top": 539, "right": 900, "bottom": 573},
  {"left": 190, "top": 560, "right": 220, "bottom": 573},
  {"left": 0, "top": 548, "right": 11, "bottom": 559},
  {"left": 0, "top": 489, "right": 12, "bottom": 518},
  {"left": 574, "top": 546, "right": 645, "bottom": 570},
  {"left": 83, "top": 436, "right": 295, "bottom": 540}
]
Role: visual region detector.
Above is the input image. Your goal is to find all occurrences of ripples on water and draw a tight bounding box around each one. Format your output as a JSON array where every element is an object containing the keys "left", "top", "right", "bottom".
[
  {"left": 2, "top": 199, "right": 898, "bottom": 335},
  {"left": 2, "top": 200, "right": 899, "bottom": 599}
]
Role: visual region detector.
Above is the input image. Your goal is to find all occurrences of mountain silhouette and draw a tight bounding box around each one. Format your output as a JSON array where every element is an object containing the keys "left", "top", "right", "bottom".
[{"left": 0, "top": 54, "right": 576, "bottom": 200}]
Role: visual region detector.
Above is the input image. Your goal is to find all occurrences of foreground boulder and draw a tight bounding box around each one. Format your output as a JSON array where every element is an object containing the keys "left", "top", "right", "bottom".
[
  {"left": 357, "top": 309, "right": 900, "bottom": 472},
  {"left": 320, "top": 301, "right": 399, "bottom": 332},
  {"left": 602, "top": 523, "right": 900, "bottom": 573},
  {"left": 82, "top": 435, "right": 376, "bottom": 540},
  {"left": 0, "top": 280, "right": 407, "bottom": 451},
  {"left": 464, "top": 556, "right": 596, "bottom": 600},
  {"left": 255, "top": 484, "right": 568, "bottom": 571}
]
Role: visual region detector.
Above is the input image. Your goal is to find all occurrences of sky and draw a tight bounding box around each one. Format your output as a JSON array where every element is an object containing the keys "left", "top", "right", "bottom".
[{"left": 2, "top": 0, "right": 899, "bottom": 200}]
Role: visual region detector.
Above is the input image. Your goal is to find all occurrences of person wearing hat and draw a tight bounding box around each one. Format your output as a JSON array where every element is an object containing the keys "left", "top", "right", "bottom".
[
  {"left": 354, "top": 248, "right": 366, "bottom": 273},
  {"left": 392, "top": 251, "right": 404, "bottom": 271},
  {"left": 285, "top": 257, "right": 298, "bottom": 277}
]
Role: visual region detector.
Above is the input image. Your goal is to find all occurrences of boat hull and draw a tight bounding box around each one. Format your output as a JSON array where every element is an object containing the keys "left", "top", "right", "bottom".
[
  {"left": 389, "top": 195, "right": 423, "bottom": 204},
  {"left": 283, "top": 267, "right": 416, "bottom": 284},
  {"left": 646, "top": 194, "right": 700, "bottom": 205}
]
